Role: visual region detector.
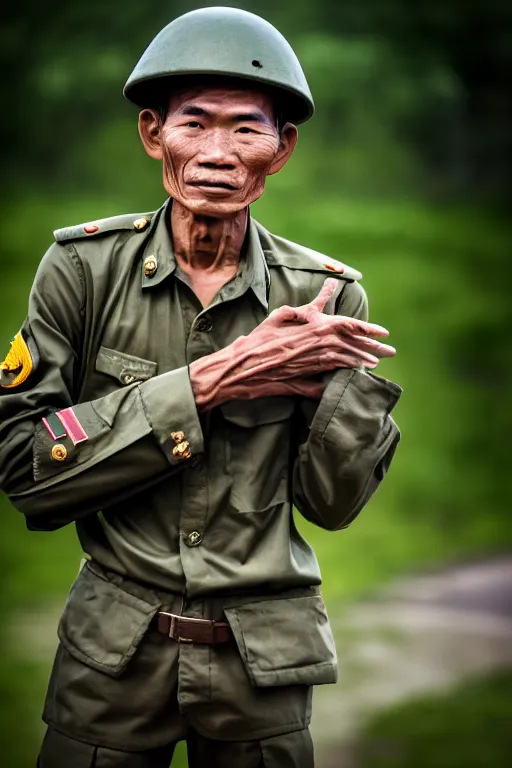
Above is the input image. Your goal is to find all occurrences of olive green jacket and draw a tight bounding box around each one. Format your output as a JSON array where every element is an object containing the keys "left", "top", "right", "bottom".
[{"left": 0, "top": 199, "right": 401, "bottom": 598}]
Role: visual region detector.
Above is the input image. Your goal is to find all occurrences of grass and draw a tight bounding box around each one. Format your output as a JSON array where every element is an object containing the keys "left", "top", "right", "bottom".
[
  {"left": 0, "top": 189, "right": 510, "bottom": 766},
  {"left": 356, "top": 670, "right": 512, "bottom": 768}
]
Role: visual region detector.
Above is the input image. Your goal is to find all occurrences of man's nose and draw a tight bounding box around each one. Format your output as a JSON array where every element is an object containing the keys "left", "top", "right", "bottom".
[{"left": 197, "top": 130, "right": 236, "bottom": 170}]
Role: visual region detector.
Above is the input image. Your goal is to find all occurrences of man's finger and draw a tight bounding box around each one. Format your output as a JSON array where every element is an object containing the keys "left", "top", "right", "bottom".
[
  {"left": 310, "top": 279, "right": 339, "bottom": 312},
  {"left": 349, "top": 335, "right": 396, "bottom": 357},
  {"left": 328, "top": 316, "right": 390, "bottom": 338}
]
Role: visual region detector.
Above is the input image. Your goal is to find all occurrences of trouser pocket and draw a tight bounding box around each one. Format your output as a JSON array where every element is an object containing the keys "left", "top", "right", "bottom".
[
  {"left": 39, "top": 728, "right": 95, "bottom": 768},
  {"left": 38, "top": 726, "right": 176, "bottom": 768},
  {"left": 186, "top": 727, "right": 314, "bottom": 768}
]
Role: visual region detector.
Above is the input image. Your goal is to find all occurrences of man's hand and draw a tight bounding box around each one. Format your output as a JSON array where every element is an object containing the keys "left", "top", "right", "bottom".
[{"left": 190, "top": 279, "right": 396, "bottom": 411}]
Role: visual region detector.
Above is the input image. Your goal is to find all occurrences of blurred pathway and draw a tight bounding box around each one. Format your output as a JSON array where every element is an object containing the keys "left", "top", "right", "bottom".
[{"left": 311, "top": 557, "right": 512, "bottom": 768}]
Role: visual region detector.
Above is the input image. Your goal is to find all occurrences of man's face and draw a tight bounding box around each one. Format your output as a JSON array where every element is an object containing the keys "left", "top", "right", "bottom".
[{"left": 140, "top": 82, "right": 295, "bottom": 217}]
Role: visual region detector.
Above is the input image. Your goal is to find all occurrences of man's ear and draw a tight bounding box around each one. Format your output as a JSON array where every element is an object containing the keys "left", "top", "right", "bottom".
[
  {"left": 268, "top": 123, "right": 298, "bottom": 176},
  {"left": 138, "top": 109, "right": 163, "bottom": 160}
]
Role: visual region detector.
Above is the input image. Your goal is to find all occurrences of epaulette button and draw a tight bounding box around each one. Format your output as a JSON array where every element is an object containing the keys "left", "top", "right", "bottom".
[{"left": 134, "top": 217, "right": 149, "bottom": 231}]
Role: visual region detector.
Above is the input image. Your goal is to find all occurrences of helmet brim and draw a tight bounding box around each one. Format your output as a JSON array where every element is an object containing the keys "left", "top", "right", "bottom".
[{"left": 123, "top": 72, "right": 314, "bottom": 125}]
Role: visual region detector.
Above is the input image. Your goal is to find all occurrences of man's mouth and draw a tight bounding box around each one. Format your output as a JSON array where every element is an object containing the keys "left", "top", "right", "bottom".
[{"left": 187, "top": 180, "right": 238, "bottom": 191}]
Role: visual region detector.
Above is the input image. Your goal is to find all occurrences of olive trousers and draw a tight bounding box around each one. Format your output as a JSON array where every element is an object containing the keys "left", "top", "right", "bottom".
[{"left": 38, "top": 725, "right": 314, "bottom": 767}]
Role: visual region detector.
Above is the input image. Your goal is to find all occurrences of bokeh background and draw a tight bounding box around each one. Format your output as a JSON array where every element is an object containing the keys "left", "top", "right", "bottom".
[{"left": 1, "top": 1, "right": 511, "bottom": 766}]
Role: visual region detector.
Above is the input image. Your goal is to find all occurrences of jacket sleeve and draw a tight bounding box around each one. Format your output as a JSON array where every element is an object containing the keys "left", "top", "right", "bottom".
[
  {"left": 293, "top": 280, "right": 401, "bottom": 531},
  {"left": 0, "top": 243, "right": 203, "bottom": 530}
]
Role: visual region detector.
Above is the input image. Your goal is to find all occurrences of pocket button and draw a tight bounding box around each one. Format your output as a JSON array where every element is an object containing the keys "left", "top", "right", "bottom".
[{"left": 121, "top": 373, "right": 136, "bottom": 384}]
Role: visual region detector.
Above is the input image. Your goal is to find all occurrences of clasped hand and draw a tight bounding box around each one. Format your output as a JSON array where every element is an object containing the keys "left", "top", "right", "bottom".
[{"left": 191, "top": 279, "right": 396, "bottom": 408}]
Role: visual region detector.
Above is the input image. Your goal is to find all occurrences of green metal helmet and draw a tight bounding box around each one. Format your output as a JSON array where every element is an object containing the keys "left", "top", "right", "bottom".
[{"left": 123, "top": 7, "right": 314, "bottom": 124}]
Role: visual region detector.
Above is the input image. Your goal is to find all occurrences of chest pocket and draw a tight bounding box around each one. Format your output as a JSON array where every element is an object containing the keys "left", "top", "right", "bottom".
[
  {"left": 220, "top": 397, "right": 295, "bottom": 513},
  {"left": 95, "top": 346, "right": 158, "bottom": 386}
]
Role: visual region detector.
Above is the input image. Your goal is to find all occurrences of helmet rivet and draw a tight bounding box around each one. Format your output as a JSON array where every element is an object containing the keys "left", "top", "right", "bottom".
[{"left": 252, "top": 59, "right": 263, "bottom": 68}]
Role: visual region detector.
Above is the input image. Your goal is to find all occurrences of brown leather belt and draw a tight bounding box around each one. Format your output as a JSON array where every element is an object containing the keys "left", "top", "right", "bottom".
[{"left": 156, "top": 612, "right": 233, "bottom": 645}]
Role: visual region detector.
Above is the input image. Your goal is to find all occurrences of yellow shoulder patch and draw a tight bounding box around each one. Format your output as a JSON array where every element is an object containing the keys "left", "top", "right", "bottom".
[{"left": 0, "top": 331, "right": 34, "bottom": 388}]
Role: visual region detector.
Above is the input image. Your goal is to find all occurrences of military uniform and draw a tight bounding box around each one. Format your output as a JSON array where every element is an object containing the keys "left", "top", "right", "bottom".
[
  {"left": 0, "top": 7, "right": 401, "bottom": 767},
  {"left": 0, "top": 198, "right": 400, "bottom": 766}
]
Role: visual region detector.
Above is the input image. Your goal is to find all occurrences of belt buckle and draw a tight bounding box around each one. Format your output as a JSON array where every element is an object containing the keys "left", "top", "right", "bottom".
[{"left": 157, "top": 611, "right": 182, "bottom": 641}]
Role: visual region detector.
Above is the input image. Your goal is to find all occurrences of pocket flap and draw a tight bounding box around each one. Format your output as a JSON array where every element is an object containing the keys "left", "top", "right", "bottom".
[
  {"left": 96, "top": 346, "right": 157, "bottom": 385},
  {"left": 224, "top": 594, "right": 337, "bottom": 687},
  {"left": 220, "top": 397, "right": 295, "bottom": 428},
  {"left": 58, "top": 563, "right": 160, "bottom": 678}
]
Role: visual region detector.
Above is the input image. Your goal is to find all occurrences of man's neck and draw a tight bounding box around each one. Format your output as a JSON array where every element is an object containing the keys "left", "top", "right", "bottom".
[{"left": 170, "top": 200, "right": 248, "bottom": 273}]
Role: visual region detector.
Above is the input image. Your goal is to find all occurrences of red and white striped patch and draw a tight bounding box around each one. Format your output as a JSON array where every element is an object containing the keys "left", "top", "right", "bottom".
[{"left": 55, "top": 407, "right": 89, "bottom": 445}]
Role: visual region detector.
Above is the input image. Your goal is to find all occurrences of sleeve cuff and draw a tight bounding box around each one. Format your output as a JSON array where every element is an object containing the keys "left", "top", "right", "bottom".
[
  {"left": 310, "top": 367, "right": 402, "bottom": 439},
  {"left": 139, "top": 366, "right": 204, "bottom": 466}
]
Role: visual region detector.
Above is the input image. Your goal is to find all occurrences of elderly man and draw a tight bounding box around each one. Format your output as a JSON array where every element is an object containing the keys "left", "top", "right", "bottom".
[{"left": 0, "top": 8, "right": 401, "bottom": 768}]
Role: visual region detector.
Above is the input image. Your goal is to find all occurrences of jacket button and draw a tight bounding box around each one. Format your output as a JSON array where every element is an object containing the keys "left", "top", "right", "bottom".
[
  {"left": 143, "top": 255, "right": 158, "bottom": 278},
  {"left": 195, "top": 316, "right": 213, "bottom": 333},
  {"left": 185, "top": 531, "right": 203, "bottom": 547},
  {"left": 172, "top": 440, "right": 191, "bottom": 459},
  {"left": 51, "top": 444, "right": 68, "bottom": 461},
  {"left": 121, "top": 373, "right": 136, "bottom": 384}
]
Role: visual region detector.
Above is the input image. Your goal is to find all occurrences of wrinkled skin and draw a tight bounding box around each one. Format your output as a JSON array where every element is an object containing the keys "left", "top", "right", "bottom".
[
  {"left": 138, "top": 79, "right": 396, "bottom": 405},
  {"left": 139, "top": 82, "right": 296, "bottom": 307},
  {"left": 190, "top": 279, "right": 395, "bottom": 410},
  {"left": 139, "top": 82, "right": 294, "bottom": 218}
]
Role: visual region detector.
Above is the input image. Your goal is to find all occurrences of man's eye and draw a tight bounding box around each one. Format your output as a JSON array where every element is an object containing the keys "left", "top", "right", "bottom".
[
  {"left": 236, "top": 127, "right": 256, "bottom": 134},
  {"left": 186, "top": 121, "right": 203, "bottom": 129}
]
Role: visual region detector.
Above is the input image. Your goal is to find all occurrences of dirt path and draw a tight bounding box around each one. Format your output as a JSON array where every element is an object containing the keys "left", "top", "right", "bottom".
[{"left": 311, "top": 557, "right": 512, "bottom": 768}]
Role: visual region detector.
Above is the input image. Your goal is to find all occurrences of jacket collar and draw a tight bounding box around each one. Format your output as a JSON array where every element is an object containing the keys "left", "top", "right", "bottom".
[
  {"left": 140, "top": 199, "right": 176, "bottom": 289},
  {"left": 141, "top": 199, "right": 269, "bottom": 312}
]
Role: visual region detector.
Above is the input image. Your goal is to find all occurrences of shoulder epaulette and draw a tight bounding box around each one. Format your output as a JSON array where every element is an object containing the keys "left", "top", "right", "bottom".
[
  {"left": 53, "top": 212, "right": 155, "bottom": 243},
  {"left": 253, "top": 220, "right": 362, "bottom": 282},
  {"left": 278, "top": 244, "right": 363, "bottom": 282}
]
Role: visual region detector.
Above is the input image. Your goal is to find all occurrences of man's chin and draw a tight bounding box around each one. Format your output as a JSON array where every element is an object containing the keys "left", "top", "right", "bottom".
[{"left": 173, "top": 195, "right": 251, "bottom": 218}]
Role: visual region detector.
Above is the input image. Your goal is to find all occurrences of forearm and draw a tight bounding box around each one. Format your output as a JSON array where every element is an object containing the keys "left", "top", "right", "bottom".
[
  {"left": 293, "top": 367, "right": 401, "bottom": 531},
  {"left": 3, "top": 366, "right": 203, "bottom": 529},
  {"left": 190, "top": 342, "right": 242, "bottom": 411}
]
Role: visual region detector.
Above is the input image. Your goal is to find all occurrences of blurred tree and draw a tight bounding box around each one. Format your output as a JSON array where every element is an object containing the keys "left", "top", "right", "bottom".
[{"left": 1, "top": 0, "right": 510, "bottom": 199}]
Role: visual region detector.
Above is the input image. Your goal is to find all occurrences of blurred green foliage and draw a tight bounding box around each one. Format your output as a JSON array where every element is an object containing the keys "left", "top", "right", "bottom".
[
  {"left": 357, "top": 671, "right": 512, "bottom": 768},
  {"left": 1, "top": 1, "right": 511, "bottom": 766}
]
